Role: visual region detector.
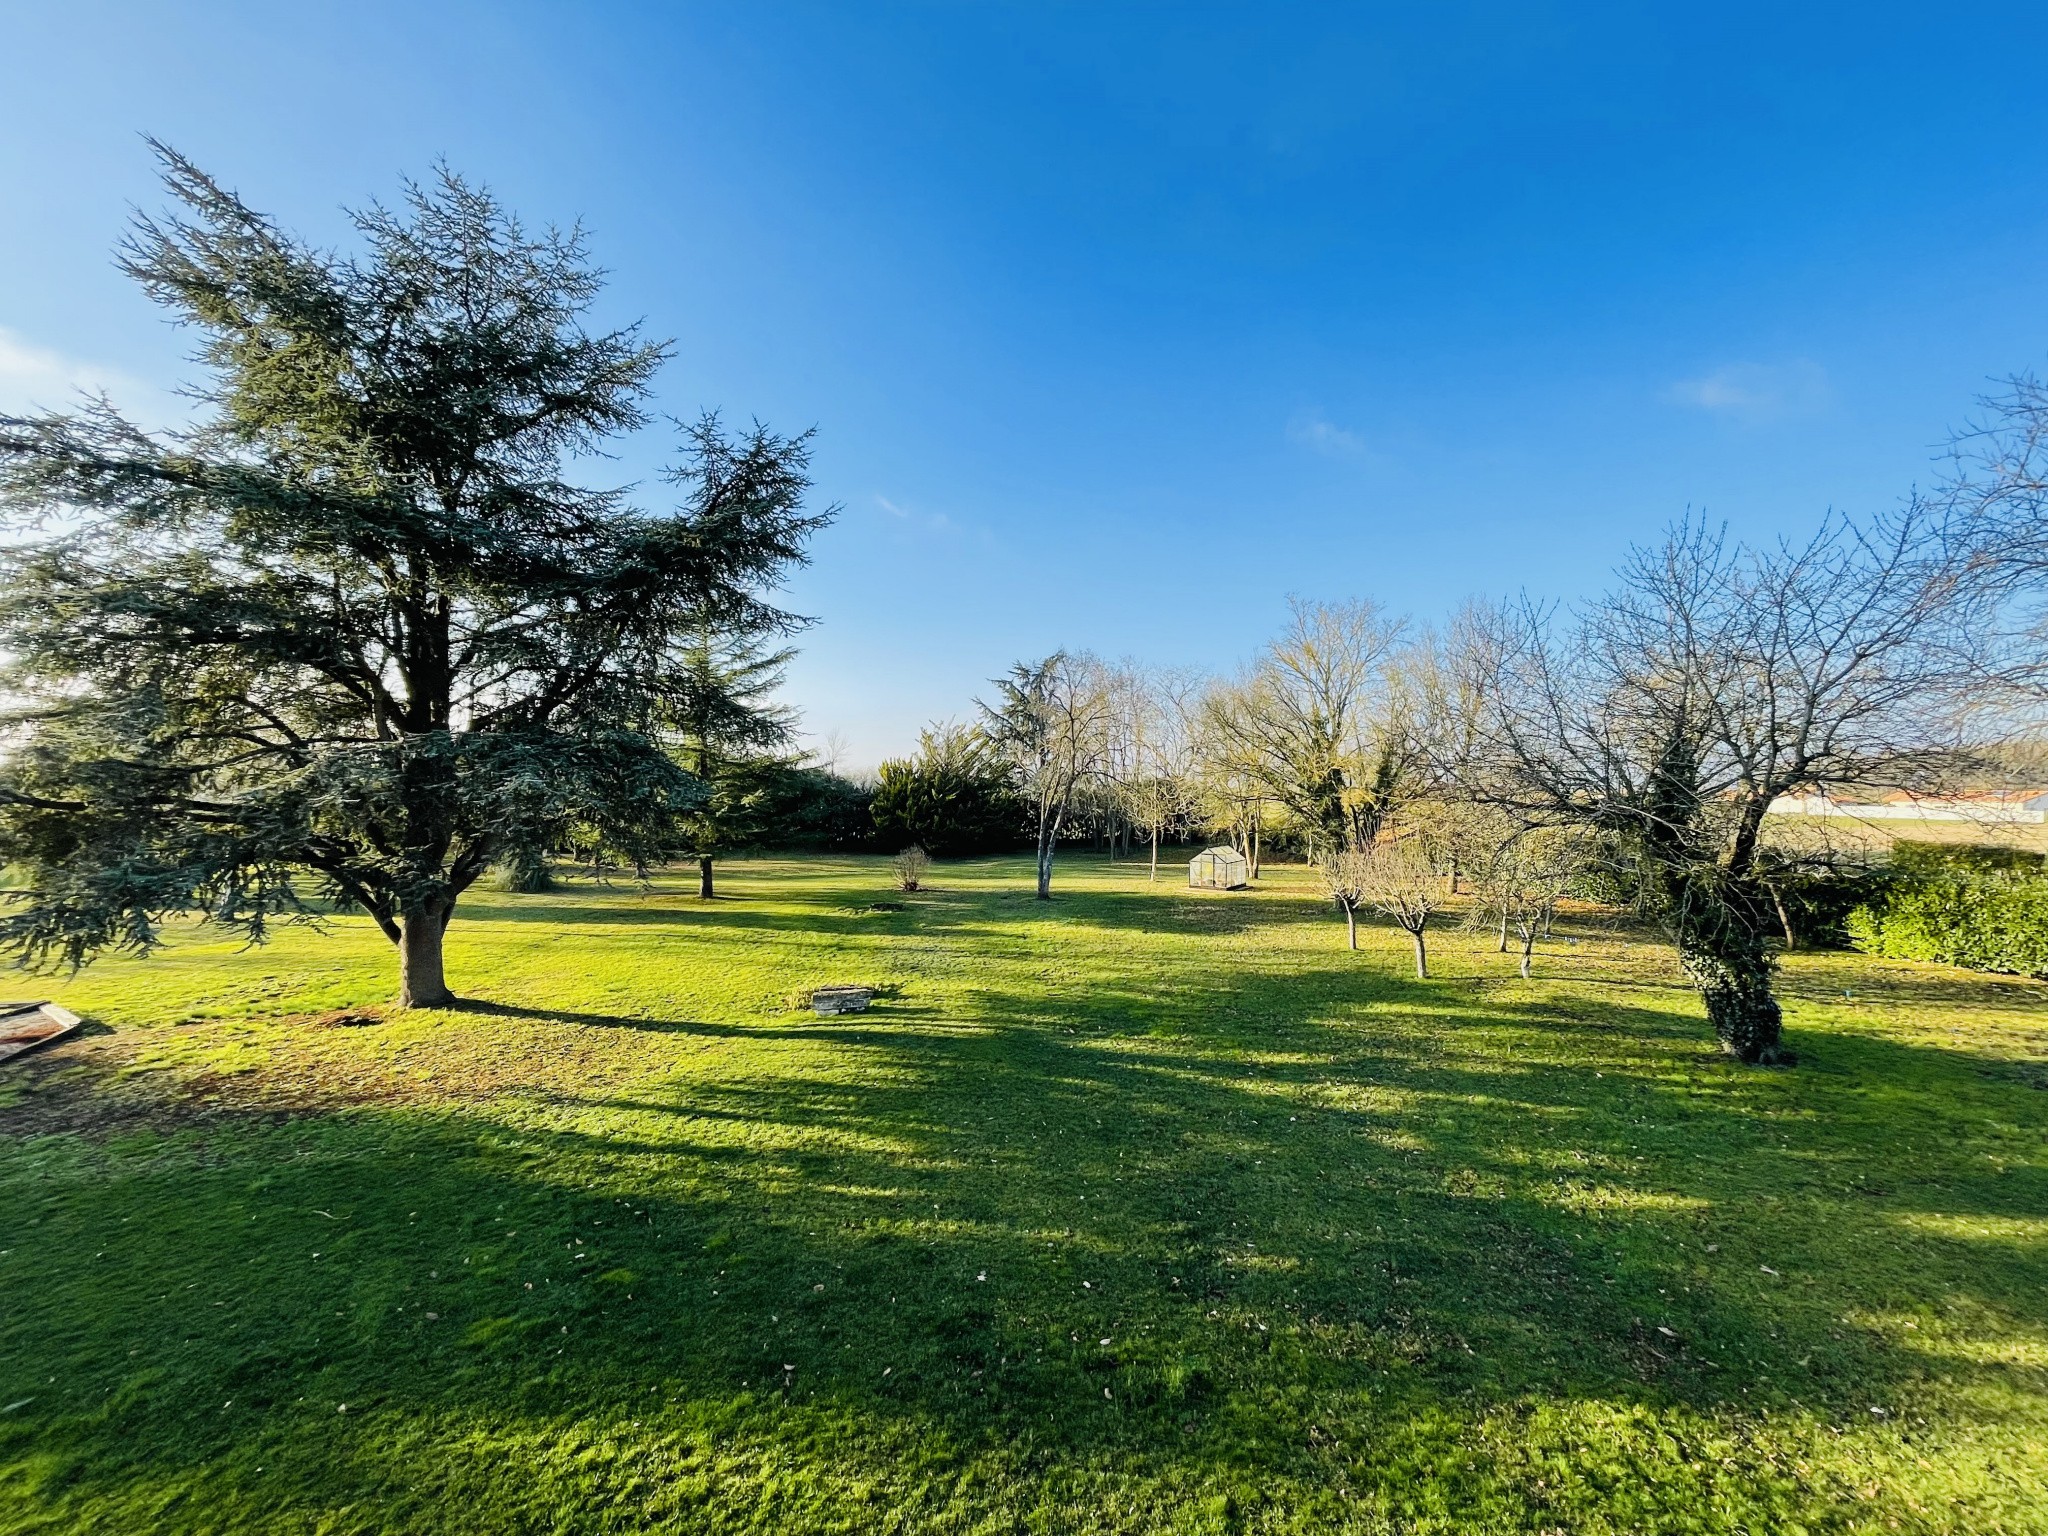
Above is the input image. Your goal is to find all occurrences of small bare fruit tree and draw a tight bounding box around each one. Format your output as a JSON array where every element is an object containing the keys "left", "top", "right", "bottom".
[
  {"left": 893, "top": 845, "right": 930, "bottom": 893},
  {"left": 1317, "top": 846, "right": 1373, "bottom": 951},
  {"left": 1471, "top": 827, "right": 1585, "bottom": 979},
  {"left": 1355, "top": 837, "right": 1445, "bottom": 979}
]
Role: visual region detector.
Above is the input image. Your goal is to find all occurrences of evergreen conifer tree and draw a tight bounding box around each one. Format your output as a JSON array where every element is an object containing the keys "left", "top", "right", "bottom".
[
  {"left": 668, "top": 626, "right": 801, "bottom": 897},
  {"left": 0, "top": 147, "right": 827, "bottom": 1005}
]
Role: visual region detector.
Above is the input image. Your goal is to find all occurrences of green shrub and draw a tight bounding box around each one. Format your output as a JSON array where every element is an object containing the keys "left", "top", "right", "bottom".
[
  {"left": 1890, "top": 839, "right": 2045, "bottom": 878},
  {"left": 760, "top": 767, "right": 875, "bottom": 851},
  {"left": 487, "top": 845, "right": 556, "bottom": 892},
  {"left": 1759, "top": 864, "right": 1896, "bottom": 948},
  {"left": 870, "top": 725, "right": 1026, "bottom": 858},
  {"left": 1849, "top": 866, "right": 2048, "bottom": 979}
]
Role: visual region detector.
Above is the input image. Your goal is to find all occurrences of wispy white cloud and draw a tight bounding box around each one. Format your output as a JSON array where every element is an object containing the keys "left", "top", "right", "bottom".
[
  {"left": 1663, "top": 359, "right": 1831, "bottom": 423},
  {"left": 875, "top": 493, "right": 955, "bottom": 534},
  {"left": 875, "top": 493, "right": 1000, "bottom": 550},
  {"left": 1286, "top": 409, "right": 1371, "bottom": 458},
  {"left": 0, "top": 327, "right": 176, "bottom": 426}
]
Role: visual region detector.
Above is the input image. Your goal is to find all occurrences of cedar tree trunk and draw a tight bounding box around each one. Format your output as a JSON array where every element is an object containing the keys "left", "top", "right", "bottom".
[{"left": 397, "top": 903, "right": 456, "bottom": 1008}]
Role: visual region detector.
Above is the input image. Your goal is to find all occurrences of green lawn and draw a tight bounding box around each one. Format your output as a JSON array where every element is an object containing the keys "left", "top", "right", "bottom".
[{"left": 2, "top": 854, "right": 2044, "bottom": 1534}]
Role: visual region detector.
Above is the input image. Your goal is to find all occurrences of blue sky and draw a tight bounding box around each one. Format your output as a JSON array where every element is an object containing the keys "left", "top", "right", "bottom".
[{"left": 6, "top": 3, "right": 2048, "bottom": 767}]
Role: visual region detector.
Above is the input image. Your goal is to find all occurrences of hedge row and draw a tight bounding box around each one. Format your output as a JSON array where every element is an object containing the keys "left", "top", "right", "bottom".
[{"left": 1847, "top": 842, "right": 2048, "bottom": 979}]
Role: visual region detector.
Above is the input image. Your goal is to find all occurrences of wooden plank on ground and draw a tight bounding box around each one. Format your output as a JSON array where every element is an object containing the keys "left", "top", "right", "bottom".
[{"left": 0, "top": 1004, "right": 82, "bottom": 1065}]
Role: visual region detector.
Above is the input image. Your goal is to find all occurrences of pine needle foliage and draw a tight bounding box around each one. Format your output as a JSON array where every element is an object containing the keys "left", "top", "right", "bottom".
[
  {"left": 0, "top": 145, "right": 828, "bottom": 1004},
  {"left": 667, "top": 625, "right": 803, "bottom": 898}
]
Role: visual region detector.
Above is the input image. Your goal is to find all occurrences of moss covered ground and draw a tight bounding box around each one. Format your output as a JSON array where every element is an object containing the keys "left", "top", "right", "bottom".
[{"left": 1, "top": 854, "right": 2043, "bottom": 1534}]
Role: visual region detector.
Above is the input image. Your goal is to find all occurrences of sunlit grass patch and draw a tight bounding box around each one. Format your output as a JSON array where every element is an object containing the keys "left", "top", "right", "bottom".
[{"left": 1, "top": 852, "right": 2044, "bottom": 1534}]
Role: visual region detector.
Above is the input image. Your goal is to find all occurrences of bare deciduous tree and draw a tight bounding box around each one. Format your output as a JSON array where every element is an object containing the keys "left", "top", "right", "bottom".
[
  {"left": 1405, "top": 602, "right": 1520, "bottom": 899},
  {"left": 1476, "top": 511, "right": 1976, "bottom": 1063},
  {"left": 1317, "top": 846, "right": 1373, "bottom": 950},
  {"left": 1470, "top": 826, "right": 1586, "bottom": 979},
  {"left": 981, "top": 651, "right": 1112, "bottom": 899},
  {"left": 1354, "top": 836, "right": 1445, "bottom": 979},
  {"left": 1191, "top": 679, "right": 1268, "bottom": 871},
  {"left": 1108, "top": 663, "right": 1203, "bottom": 880},
  {"left": 1940, "top": 373, "right": 2048, "bottom": 707},
  {"left": 1214, "top": 598, "right": 1411, "bottom": 857}
]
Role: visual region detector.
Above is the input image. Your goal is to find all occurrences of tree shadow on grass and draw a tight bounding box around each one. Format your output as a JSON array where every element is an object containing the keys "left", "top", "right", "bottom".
[
  {"left": 5, "top": 1013, "right": 2042, "bottom": 1534},
  {"left": 457, "top": 871, "right": 1306, "bottom": 944},
  {"left": 4, "top": 883, "right": 2046, "bottom": 1532},
  {"left": 448, "top": 997, "right": 981, "bottom": 1048}
]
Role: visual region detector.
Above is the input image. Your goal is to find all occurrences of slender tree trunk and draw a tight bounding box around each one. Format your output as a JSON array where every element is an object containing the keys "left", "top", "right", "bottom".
[
  {"left": 1449, "top": 852, "right": 1461, "bottom": 895},
  {"left": 397, "top": 904, "right": 456, "bottom": 1008},
  {"left": 1345, "top": 902, "right": 1358, "bottom": 950},
  {"left": 1497, "top": 906, "right": 1510, "bottom": 953},
  {"left": 1250, "top": 817, "right": 1261, "bottom": 879},
  {"left": 1409, "top": 924, "right": 1429, "bottom": 980},
  {"left": 1768, "top": 885, "right": 1799, "bottom": 950},
  {"left": 1519, "top": 924, "right": 1535, "bottom": 979},
  {"left": 699, "top": 856, "right": 715, "bottom": 899},
  {"left": 1036, "top": 805, "right": 1059, "bottom": 899},
  {"left": 1149, "top": 823, "right": 1159, "bottom": 882}
]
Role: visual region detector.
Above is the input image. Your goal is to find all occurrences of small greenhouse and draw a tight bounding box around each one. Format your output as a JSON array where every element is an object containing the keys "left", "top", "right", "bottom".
[{"left": 1188, "top": 846, "right": 1249, "bottom": 890}]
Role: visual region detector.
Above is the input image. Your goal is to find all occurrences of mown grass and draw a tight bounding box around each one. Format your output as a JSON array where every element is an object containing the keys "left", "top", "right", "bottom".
[{"left": 1, "top": 854, "right": 2044, "bottom": 1534}]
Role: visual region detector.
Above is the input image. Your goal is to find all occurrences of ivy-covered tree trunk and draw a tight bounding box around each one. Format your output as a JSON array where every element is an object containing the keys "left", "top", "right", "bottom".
[
  {"left": 1625, "top": 737, "right": 1792, "bottom": 1064},
  {"left": 1675, "top": 920, "right": 1787, "bottom": 1064}
]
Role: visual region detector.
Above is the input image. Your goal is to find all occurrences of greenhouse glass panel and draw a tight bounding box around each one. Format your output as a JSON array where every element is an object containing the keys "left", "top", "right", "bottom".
[{"left": 1188, "top": 846, "right": 1249, "bottom": 889}]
